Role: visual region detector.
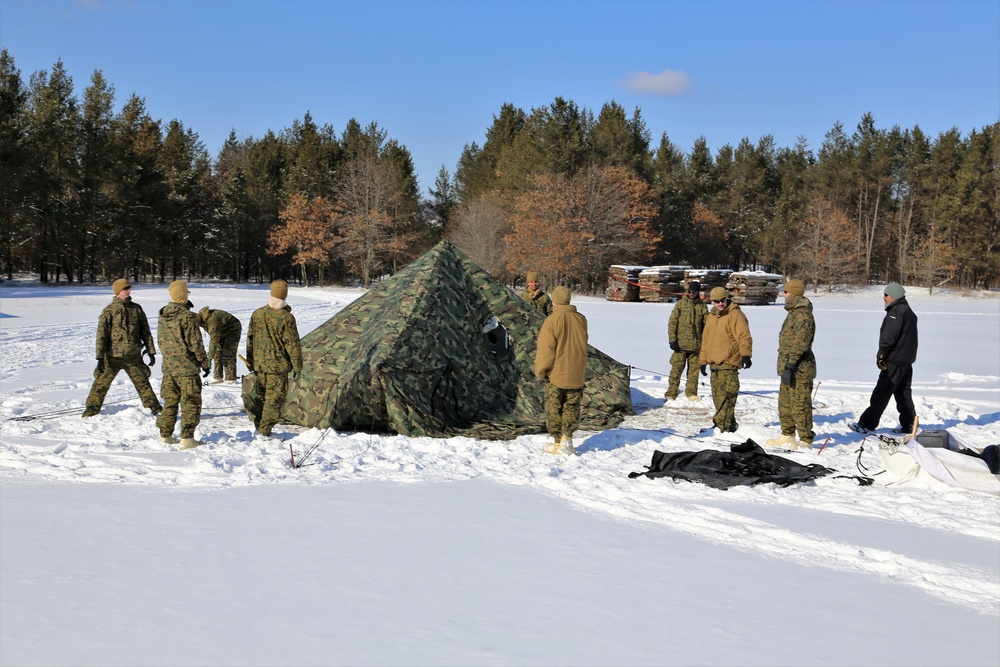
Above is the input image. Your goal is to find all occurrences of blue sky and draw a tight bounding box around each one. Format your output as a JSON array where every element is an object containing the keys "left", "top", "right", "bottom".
[{"left": 2, "top": 0, "right": 998, "bottom": 196}]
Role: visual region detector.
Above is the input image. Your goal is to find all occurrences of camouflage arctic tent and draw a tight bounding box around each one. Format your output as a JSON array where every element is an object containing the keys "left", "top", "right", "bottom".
[{"left": 273, "top": 239, "right": 632, "bottom": 439}]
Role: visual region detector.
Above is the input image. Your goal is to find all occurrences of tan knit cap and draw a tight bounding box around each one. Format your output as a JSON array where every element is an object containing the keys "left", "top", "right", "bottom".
[
  {"left": 551, "top": 286, "right": 571, "bottom": 305},
  {"left": 270, "top": 280, "right": 288, "bottom": 299},
  {"left": 168, "top": 280, "right": 189, "bottom": 303},
  {"left": 112, "top": 278, "right": 131, "bottom": 294}
]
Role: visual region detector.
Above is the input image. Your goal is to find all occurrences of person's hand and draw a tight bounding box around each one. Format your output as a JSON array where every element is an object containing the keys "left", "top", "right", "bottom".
[
  {"left": 699, "top": 365, "right": 708, "bottom": 376},
  {"left": 202, "top": 360, "right": 211, "bottom": 377},
  {"left": 289, "top": 370, "right": 300, "bottom": 381},
  {"left": 95, "top": 358, "right": 105, "bottom": 374},
  {"left": 145, "top": 352, "right": 155, "bottom": 367},
  {"left": 669, "top": 341, "right": 681, "bottom": 353},
  {"left": 781, "top": 362, "right": 796, "bottom": 386},
  {"left": 877, "top": 353, "right": 888, "bottom": 371},
  {"left": 741, "top": 356, "right": 752, "bottom": 369}
]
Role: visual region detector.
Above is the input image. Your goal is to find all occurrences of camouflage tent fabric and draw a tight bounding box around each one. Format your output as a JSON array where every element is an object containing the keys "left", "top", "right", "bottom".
[{"left": 268, "top": 239, "right": 632, "bottom": 439}]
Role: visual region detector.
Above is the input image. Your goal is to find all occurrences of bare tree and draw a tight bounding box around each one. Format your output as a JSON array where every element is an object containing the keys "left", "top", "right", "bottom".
[{"left": 447, "top": 192, "right": 511, "bottom": 280}]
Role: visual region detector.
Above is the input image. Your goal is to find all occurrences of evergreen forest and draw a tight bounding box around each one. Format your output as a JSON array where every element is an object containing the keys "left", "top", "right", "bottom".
[{"left": 2, "top": 51, "right": 997, "bottom": 292}]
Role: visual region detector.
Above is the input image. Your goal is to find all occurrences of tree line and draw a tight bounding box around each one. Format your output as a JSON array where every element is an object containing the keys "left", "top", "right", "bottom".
[{"left": 2, "top": 51, "right": 997, "bottom": 292}]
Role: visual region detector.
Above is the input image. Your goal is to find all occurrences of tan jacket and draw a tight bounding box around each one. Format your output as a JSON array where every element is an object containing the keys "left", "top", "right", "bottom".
[
  {"left": 699, "top": 302, "right": 753, "bottom": 368},
  {"left": 534, "top": 304, "right": 588, "bottom": 389}
]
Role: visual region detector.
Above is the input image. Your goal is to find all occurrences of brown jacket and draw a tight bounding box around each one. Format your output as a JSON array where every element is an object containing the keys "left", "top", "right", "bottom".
[
  {"left": 534, "top": 304, "right": 588, "bottom": 389},
  {"left": 699, "top": 302, "right": 753, "bottom": 368}
]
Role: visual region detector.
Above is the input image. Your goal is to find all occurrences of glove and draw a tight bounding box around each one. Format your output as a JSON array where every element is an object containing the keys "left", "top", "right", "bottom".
[
  {"left": 96, "top": 358, "right": 105, "bottom": 374},
  {"left": 741, "top": 356, "right": 752, "bottom": 369},
  {"left": 699, "top": 365, "right": 708, "bottom": 376},
  {"left": 781, "top": 362, "right": 796, "bottom": 386},
  {"left": 877, "top": 353, "right": 888, "bottom": 371},
  {"left": 669, "top": 341, "right": 681, "bottom": 353},
  {"left": 289, "top": 370, "right": 300, "bottom": 381},
  {"left": 145, "top": 352, "right": 155, "bottom": 367},
  {"left": 202, "top": 360, "right": 211, "bottom": 377}
]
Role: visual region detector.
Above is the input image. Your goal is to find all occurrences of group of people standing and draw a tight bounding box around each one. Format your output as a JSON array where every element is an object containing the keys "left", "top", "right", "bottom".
[
  {"left": 83, "top": 278, "right": 301, "bottom": 448},
  {"left": 83, "top": 271, "right": 917, "bottom": 456},
  {"left": 664, "top": 277, "right": 918, "bottom": 449}
]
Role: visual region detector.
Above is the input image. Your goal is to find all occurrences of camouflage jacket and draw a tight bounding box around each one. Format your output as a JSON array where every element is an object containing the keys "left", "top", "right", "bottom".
[
  {"left": 534, "top": 304, "right": 588, "bottom": 389},
  {"left": 247, "top": 303, "right": 302, "bottom": 375},
  {"left": 522, "top": 289, "right": 553, "bottom": 316},
  {"left": 777, "top": 296, "right": 816, "bottom": 377},
  {"left": 157, "top": 301, "right": 207, "bottom": 377},
  {"left": 201, "top": 308, "right": 242, "bottom": 357},
  {"left": 699, "top": 302, "right": 753, "bottom": 368},
  {"left": 668, "top": 295, "right": 707, "bottom": 352},
  {"left": 95, "top": 296, "right": 155, "bottom": 359}
]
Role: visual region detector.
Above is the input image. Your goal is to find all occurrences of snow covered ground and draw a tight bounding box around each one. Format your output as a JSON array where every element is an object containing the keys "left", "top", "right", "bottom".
[{"left": 1, "top": 281, "right": 998, "bottom": 666}]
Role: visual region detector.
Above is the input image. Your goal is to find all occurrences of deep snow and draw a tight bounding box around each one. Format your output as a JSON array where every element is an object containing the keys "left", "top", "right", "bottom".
[{"left": 1, "top": 281, "right": 998, "bottom": 666}]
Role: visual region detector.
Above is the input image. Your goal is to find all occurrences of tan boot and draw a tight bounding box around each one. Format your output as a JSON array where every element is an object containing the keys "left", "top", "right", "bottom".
[
  {"left": 765, "top": 434, "right": 796, "bottom": 448},
  {"left": 559, "top": 435, "right": 576, "bottom": 455},
  {"left": 543, "top": 436, "right": 562, "bottom": 454},
  {"left": 160, "top": 435, "right": 178, "bottom": 445},
  {"left": 179, "top": 437, "right": 203, "bottom": 450},
  {"left": 792, "top": 439, "right": 813, "bottom": 451}
]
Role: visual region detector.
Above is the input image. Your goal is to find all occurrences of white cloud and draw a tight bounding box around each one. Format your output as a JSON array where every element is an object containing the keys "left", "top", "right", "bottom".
[{"left": 622, "top": 68, "right": 692, "bottom": 95}]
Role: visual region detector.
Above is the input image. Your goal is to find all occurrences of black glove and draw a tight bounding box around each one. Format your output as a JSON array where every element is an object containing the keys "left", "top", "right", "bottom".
[
  {"left": 145, "top": 351, "right": 155, "bottom": 367},
  {"left": 95, "top": 358, "right": 105, "bottom": 374},
  {"left": 741, "top": 356, "right": 752, "bottom": 369},
  {"left": 877, "top": 353, "right": 888, "bottom": 371},
  {"left": 669, "top": 341, "right": 681, "bottom": 353},
  {"left": 781, "top": 362, "right": 796, "bottom": 386},
  {"left": 700, "top": 365, "right": 708, "bottom": 376}
]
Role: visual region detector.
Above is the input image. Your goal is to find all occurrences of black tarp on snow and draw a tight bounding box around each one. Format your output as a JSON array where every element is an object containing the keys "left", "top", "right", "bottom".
[{"left": 628, "top": 440, "right": 835, "bottom": 489}]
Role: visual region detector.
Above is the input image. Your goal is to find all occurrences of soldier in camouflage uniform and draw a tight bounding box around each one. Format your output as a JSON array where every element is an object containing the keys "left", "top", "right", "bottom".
[
  {"left": 246, "top": 280, "right": 302, "bottom": 437},
  {"left": 156, "top": 280, "right": 210, "bottom": 449},
  {"left": 666, "top": 280, "right": 707, "bottom": 401},
  {"left": 699, "top": 287, "right": 753, "bottom": 433},
  {"left": 766, "top": 279, "right": 816, "bottom": 450},
  {"left": 199, "top": 306, "right": 242, "bottom": 383},
  {"left": 534, "top": 286, "right": 588, "bottom": 455},
  {"left": 521, "top": 271, "right": 553, "bottom": 316},
  {"left": 83, "top": 278, "right": 162, "bottom": 418}
]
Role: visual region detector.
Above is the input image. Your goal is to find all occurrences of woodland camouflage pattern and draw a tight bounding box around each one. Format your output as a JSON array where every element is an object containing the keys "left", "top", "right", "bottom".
[
  {"left": 522, "top": 288, "right": 553, "bottom": 316},
  {"left": 156, "top": 301, "right": 209, "bottom": 439},
  {"left": 265, "top": 240, "right": 632, "bottom": 439},
  {"left": 200, "top": 307, "right": 242, "bottom": 381},
  {"left": 777, "top": 295, "right": 817, "bottom": 442},
  {"left": 84, "top": 296, "right": 160, "bottom": 414}
]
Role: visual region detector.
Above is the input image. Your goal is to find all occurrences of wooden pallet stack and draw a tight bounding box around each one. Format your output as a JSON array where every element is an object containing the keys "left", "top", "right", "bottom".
[
  {"left": 726, "top": 271, "right": 783, "bottom": 305},
  {"left": 605, "top": 265, "right": 648, "bottom": 301},
  {"left": 638, "top": 265, "right": 690, "bottom": 302},
  {"left": 684, "top": 269, "right": 733, "bottom": 299}
]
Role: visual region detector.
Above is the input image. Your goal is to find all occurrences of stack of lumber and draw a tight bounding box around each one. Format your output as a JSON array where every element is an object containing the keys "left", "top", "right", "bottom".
[
  {"left": 726, "top": 271, "right": 783, "bottom": 305},
  {"left": 638, "top": 265, "right": 690, "bottom": 302},
  {"left": 605, "top": 265, "right": 648, "bottom": 302},
  {"left": 684, "top": 269, "right": 733, "bottom": 299}
]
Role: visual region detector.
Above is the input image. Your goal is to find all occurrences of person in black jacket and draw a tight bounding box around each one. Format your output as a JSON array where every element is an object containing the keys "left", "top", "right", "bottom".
[{"left": 853, "top": 283, "right": 918, "bottom": 433}]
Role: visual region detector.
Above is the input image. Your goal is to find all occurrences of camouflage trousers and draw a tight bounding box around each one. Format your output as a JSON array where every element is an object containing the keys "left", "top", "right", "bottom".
[
  {"left": 85, "top": 355, "right": 161, "bottom": 413},
  {"left": 778, "top": 373, "right": 815, "bottom": 443},
  {"left": 254, "top": 372, "right": 288, "bottom": 436},
  {"left": 544, "top": 382, "right": 583, "bottom": 439},
  {"left": 210, "top": 335, "right": 240, "bottom": 382},
  {"left": 709, "top": 366, "right": 740, "bottom": 432},
  {"left": 157, "top": 373, "right": 203, "bottom": 439},
  {"left": 667, "top": 350, "right": 701, "bottom": 399}
]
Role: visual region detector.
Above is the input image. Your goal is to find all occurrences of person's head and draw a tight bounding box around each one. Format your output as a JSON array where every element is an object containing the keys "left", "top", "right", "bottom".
[
  {"left": 526, "top": 271, "right": 539, "bottom": 291},
  {"left": 884, "top": 282, "right": 905, "bottom": 304},
  {"left": 112, "top": 278, "right": 131, "bottom": 299},
  {"left": 709, "top": 287, "right": 728, "bottom": 312},
  {"left": 551, "top": 285, "right": 571, "bottom": 305},
  {"left": 686, "top": 281, "right": 701, "bottom": 299},
  {"left": 782, "top": 279, "right": 805, "bottom": 304},
  {"left": 270, "top": 279, "right": 288, "bottom": 300},
  {"left": 168, "top": 280, "right": 189, "bottom": 304},
  {"left": 199, "top": 306, "right": 210, "bottom": 328}
]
